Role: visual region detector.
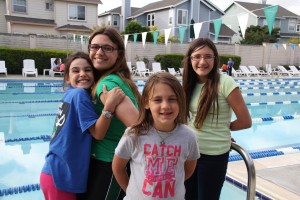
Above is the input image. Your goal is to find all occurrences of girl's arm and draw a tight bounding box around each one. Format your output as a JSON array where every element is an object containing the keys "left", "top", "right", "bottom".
[
  {"left": 89, "top": 85, "right": 126, "bottom": 140},
  {"left": 184, "top": 160, "right": 197, "bottom": 180},
  {"left": 112, "top": 155, "right": 130, "bottom": 192},
  {"left": 227, "top": 87, "right": 252, "bottom": 131}
]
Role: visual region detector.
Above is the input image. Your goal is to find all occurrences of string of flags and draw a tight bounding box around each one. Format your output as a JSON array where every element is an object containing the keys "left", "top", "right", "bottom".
[{"left": 66, "top": 5, "right": 298, "bottom": 51}]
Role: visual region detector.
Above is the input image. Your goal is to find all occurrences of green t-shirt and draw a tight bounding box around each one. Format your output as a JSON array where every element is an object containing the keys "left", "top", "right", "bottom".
[
  {"left": 189, "top": 74, "right": 238, "bottom": 155},
  {"left": 91, "top": 74, "right": 138, "bottom": 162}
]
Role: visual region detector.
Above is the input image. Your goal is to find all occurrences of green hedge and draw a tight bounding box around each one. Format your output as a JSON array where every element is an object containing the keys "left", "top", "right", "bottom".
[
  {"left": 0, "top": 46, "right": 73, "bottom": 74},
  {"left": 154, "top": 54, "right": 184, "bottom": 71},
  {"left": 154, "top": 53, "right": 241, "bottom": 71}
]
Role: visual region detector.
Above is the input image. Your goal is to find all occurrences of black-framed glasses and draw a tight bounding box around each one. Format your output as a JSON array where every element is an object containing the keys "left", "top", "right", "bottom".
[
  {"left": 88, "top": 44, "right": 117, "bottom": 53},
  {"left": 190, "top": 54, "right": 215, "bottom": 62}
]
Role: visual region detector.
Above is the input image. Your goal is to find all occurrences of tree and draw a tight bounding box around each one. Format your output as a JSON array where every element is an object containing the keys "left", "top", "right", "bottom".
[
  {"left": 123, "top": 20, "right": 153, "bottom": 42},
  {"left": 240, "top": 25, "right": 280, "bottom": 45}
]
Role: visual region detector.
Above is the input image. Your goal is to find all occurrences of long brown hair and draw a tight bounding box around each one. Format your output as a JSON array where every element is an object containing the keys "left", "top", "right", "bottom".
[
  {"left": 89, "top": 27, "right": 141, "bottom": 102},
  {"left": 182, "top": 38, "right": 220, "bottom": 129},
  {"left": 130, "top": 72, "right": 187, "bottom": 138}
]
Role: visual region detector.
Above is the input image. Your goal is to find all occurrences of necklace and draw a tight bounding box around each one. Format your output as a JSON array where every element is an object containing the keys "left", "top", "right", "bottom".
[{"left": 155, "top": 128, "right": 174, "bottom": 145}]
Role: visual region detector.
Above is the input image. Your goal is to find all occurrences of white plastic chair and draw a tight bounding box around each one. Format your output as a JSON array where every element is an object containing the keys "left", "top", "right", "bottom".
[
  {"left": 248, "top": 65, "right": 268, "bottom": 76},
  {"left": 127, "top": 62, "right": 136, "bottom": 75},
  {"left": 0, "top": 60, "right": 8, "bottom": 76},
  {"left": 22, "top": 59, "right": 38, "bottom": 77},
  {"left": 167, "top": 68, "right": 180, "bottom": 76},
  {"left": 277, "top": 66, "right": 294, "bottom": 77},
  {"left": 288, "top": 66, "right": 300, "bottom": 76},
  {"left": 152, "top": 62, "right": 165, "bottom": 73},
  {"left": 136, "top": 61, "right": 152, "bottom": 77},
  {"left": 50, "top": 58, "right": 64, "bottom": 77}
]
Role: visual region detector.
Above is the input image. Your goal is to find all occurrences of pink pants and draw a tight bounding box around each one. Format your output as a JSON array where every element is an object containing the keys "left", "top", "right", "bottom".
[{"left": 40, "top": 172, "right": 76, "bottom": 200}]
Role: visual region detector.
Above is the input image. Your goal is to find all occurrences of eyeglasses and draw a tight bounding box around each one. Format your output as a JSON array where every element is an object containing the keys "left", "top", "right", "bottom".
[
  {"left": 88, "top": 44, "right": 117, "bottom": 53},
  {"left": 190, "top": 54, "right": 215, "bottom": 62}
]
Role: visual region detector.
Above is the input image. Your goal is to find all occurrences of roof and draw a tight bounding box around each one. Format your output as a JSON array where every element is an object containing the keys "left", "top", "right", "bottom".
[
  {"left": 5, "top": 15, "right": 56, "bottom": 26},
  {"left": 209, "top": 23, "right": 236, "bottom": 37},
  {"left": 129, "top": 0, "right": 224, "bottom": 19},
  {"left": 56, "top": 24, "right": 91, "bottom": 32},
  {"left": 98, "top": 6, "right": 140, "bottom": 16},
  {"left": 229, "top": 1, "right": 299, "bottom": 18}
]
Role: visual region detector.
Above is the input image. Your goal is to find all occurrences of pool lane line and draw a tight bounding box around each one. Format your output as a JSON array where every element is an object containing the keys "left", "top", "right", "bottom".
[
  {"left": 242, "top": 91, "right": 300, "bottom": 97},
  {"left": 247, "top": 100, "right": 300, "bottom": 106}
]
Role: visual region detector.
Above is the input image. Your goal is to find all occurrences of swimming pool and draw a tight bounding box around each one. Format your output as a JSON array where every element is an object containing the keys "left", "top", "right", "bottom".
[{"left": 0, "top": 78, "right": 299, "bottom": 199}]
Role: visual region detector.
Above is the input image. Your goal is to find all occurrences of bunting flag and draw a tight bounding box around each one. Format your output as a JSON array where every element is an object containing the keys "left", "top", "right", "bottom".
[
  {"left": 142, "top": 32, "right": 147, "bottom": 47},
  {"left": 124, "top": 34, "right": 129, "bottom": 48},
  {"left": 290, "top": 43, "right": 295, "bottom": 50},
  {"left": 263, "top": 5, "right": 278, "bottom": 35},
  {"left": 193, "top": 22, "right": 203, "bottom": 39},
  {"left": 213, "top": 18, "right": 222, "bottom": 42},
  {"left": 237, "top": 13, "right": 249, "bottom": 38},
  {"left": 133, "top": 33, "right": 138, "bottom": 46},
  {"left": 275, "top": 43, "right": 279, "bottom": 49},
  {"left": 153, "top": 31, "right": 159, "bottom": 47},
  {"left": 164, "top": 28, "right": 171, "bottom": 46},
  {"left": 282, "top": 44, "right": 287, "bottom": 50},
  {"left": 179, "top": 26, "right": 187, "bottom": 44}
]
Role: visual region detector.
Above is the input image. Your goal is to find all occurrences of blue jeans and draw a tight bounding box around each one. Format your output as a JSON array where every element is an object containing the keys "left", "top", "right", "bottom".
[{"left": 185, "top": 151, "right": 229, "bottom": 200}]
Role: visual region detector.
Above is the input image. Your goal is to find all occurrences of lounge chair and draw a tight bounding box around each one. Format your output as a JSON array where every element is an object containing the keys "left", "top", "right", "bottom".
[
  {"left": 136, "top": 61, "right": 152, "bottom": 77},
  {"left": 179, "top": 68, "right": 184, "bottom": 75},
  {"left": 231, "top": 67, "right": 245, "bottom": 77},
  {"left": 0, "top": 60, "right": 8, "bottom": 77},
  {"left": 49, "top": 58, "right": 64, "bottom": 77},
  {"left": 22, "top": 59, "right": 38, "bottom": 77},
  {"left": 152, "top": 62, "right": 165, "bottom": 73},
  {"left": 288, "top": 66, "right": 300, "bottom": 76},
  {"left": 127, "top": 62, "right": 136, "bottom": 75},
  {"left": 277, "top": 66, "right": 293, "bottom": 77},
  {"left": 239, "top": 65, "right": 259, "bottom": 77},
  {"left": 167, "top": 68, "right": 180, "bottom": 76},
  {"left": 248, "top": 65, "right": 268, "bottom": 76}
]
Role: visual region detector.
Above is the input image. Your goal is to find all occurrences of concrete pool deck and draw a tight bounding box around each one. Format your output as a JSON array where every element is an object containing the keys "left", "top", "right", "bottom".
[{"left": 228, "top": 152, "right": 300, "bottom": 200}]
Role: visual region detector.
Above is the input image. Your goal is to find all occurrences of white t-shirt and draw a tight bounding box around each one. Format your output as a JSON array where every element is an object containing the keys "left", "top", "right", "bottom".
[{"left": 115, "top": 124, "right": 200, "bottom": 200}]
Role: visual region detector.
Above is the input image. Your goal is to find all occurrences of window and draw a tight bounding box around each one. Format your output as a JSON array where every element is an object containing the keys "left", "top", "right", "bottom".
[
  {"left": 288, "top": 19, "right": 296, "bottom": 31},
  {"left": 147, "top": 13, "right": 155, "bottom": 27},
  {"left": 113, "top": 15, "right": 118, "bottom": 26},
  {"left": 169, "top": 9, "right": 173, "bottom": 25},
  {"left": 68, "top": 4, "right": 86, "bottom": 21},
  {"left": 177, "top": 9, "right": 188, "bottom": 25},
  {"left": 46, "top": 1, "right": 54, "bottom": 11},
  {"left": 297, "top": 24, "right": 300, "bottom": 32},
  {"left": 13, "top": 0, "right": 27, "bottom": 13}
]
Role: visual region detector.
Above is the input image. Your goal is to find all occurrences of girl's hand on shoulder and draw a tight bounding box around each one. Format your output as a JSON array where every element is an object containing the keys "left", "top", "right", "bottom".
[{"left": 101, "top": 84, "right": 125, "bottom": 111}]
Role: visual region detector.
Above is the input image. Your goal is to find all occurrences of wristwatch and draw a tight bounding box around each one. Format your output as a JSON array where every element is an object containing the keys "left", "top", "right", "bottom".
[{"left": 102, "top": 110, "right": 114, "bottom": 119}]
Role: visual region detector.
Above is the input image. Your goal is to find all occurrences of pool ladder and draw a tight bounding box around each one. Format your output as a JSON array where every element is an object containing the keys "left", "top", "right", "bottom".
[{"left": 231, "top": 142, "right": 256, "bottom": 200}]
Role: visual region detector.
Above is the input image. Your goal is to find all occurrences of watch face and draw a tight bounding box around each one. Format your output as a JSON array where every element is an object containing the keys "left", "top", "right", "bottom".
[{"left": 103, "top": 111, "right": 113, "bottom": 119}]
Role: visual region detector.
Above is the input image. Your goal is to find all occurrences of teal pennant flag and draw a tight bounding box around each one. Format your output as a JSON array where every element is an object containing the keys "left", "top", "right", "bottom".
[
  {"left": 133, "top": 33, "right": 138, "bottom": 46},
  {"left": 179, "top": 26, "right": 187, "bottom": 44},
  {"left": 213, "top": 18, "right": 222, "bottom": 42},
  {"left": 263, "top": 5, "right": 278, "bottom": 35},
  {"left": 153, "top": 31, "right": 159, "bottom": 47}
]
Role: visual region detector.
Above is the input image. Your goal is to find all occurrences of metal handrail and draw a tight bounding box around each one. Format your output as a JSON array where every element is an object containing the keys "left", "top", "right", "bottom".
[{"left": 231, "top": 142, "right": 256, "bottom": 200}]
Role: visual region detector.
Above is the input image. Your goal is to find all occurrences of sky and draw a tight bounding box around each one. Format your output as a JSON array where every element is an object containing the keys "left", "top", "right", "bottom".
[{"left": 98, "top": 0, "right": 300, "bottom": 15}]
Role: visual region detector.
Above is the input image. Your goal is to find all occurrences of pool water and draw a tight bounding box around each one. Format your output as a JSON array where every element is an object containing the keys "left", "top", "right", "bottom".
[{"left": 1, "top": 78, "right": 300, "bottom": 199}]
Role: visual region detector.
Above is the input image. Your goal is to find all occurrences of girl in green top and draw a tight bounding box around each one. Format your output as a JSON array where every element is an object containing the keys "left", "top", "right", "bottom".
[
  {"left": 182, "top": 38, "right": 252, "bottom": 200},
  {"left": 78, "top": 27, "right": 141, "bottom": 200}
]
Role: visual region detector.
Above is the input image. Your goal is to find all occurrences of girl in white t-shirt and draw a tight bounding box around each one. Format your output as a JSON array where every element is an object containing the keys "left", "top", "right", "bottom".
[{"left": 112, "top": 72, "right": 200, "bottom": 200}]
